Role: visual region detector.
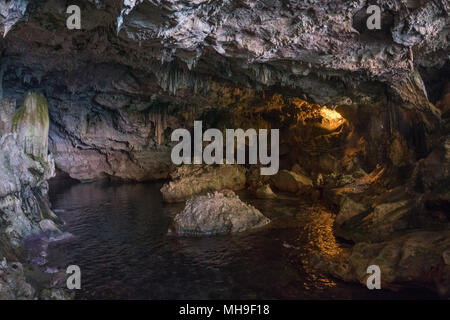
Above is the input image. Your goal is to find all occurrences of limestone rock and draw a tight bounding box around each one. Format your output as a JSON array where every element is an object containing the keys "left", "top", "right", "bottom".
[
  {"left": 0, "top": 259, "right": 35, "bottom": 300},
  {"left": 0, "top": 94, "right": 56, "bottom": 246},
  {"left": 0, "top": 0, "right": 28, "bottom": 37},
  {"left": 161, "top": 165, "right": 247, "bottom": 203},
  {"left": 39, "top": 219, "right": 61, "bottom": 235},
  {"left": 271, "top": 170, "right": 312, "bottom": 193},
  {"left": 39, "top": 288, "right": 74, "bottom": 300},
  {"left": 328, "top": 230, "right": 450, "bottom": 298},
  {"left": 389, "top": 130, "right": 413, "bottom": 167},
  {"left": 436, "top": 82, "right": 450, "bottom": 116},
  {"left": 336, "top": 197, "right": 421, "bottom": 243},
  {"left": 48, "top": 95, "right": 174, "bottom": 182},
  {"left": 443, "top": 250, "right": 450, "bottom": 265},
  {"left": 169, "top": 190, "right": 270, "bottom": 236},
  {"left": 0, "top": 99, "right": 15, "bottom": 135},
  {"left": 335, "top": 196, "right": 370, "bottom": 226},
  {"left": 13, "top": 93, "right": 50, "bottom": 160},
  {"left": 255, "top": 184, "right": 276, "bottom": 199},
  {"left": 0, "top": 93, "right": 62, "bottom": 299}
]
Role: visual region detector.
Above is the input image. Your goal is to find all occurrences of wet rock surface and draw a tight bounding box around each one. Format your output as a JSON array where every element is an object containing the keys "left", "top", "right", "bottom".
[{"left": 170, "top": 190, "right": 270, "bottom": 236}]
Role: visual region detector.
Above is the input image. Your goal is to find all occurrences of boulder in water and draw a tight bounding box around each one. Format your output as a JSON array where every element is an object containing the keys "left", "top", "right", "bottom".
[{"left": 169, "top": 190, "right": 270, "bottom": 236}]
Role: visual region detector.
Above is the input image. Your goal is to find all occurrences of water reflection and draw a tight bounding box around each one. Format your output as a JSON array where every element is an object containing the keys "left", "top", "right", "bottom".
[{"left": 46, "top": 180, "right": 420, "bottom": 299}]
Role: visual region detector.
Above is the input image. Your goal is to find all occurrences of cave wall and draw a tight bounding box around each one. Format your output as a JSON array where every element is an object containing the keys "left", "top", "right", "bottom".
[{"left": 0, "top": 1, "right": 447, "bottom": 182}]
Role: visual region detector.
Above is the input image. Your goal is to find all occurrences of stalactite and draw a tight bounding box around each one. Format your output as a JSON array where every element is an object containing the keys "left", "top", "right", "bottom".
[
  {"left": 148, "top": 107, "right": 167, "bottom": 146},
  {"left": 153, "top": 62, "right": 208, "bottom": 95}
]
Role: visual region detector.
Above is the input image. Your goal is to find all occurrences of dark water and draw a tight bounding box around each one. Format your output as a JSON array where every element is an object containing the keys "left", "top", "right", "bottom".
[{"left": 46, "top": 180, "right": 435, "bottom": 300}]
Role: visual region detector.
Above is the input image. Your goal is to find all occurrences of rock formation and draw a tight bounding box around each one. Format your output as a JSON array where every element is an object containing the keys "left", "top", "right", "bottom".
[
  {"left": 0, "top": 93, "right": 66, "bottom": 299},
  {"left": 169, "top": 190, "right": 270, "bottom": 236},
  {"left": 0, "top": 258, "right": 35, "bottom": 299},
  {"left": 255, "top": 184, "right": 277, "bottom": 199},
  {"left": 271, "top": 169, "right": 313, "bottom": 193},
  {"left": 324, "top": 229, "right": 450, "bottom": 297},
  {"left": 0, "top": 94, "right": 56, "bottom": 246},
  {"left": 161, "top": 164, "right": 247, "bottom": 203}
]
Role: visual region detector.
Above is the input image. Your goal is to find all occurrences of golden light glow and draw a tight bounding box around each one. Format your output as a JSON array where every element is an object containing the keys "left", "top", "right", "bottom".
[
  {"left": 253, "top": 95, "right": 346, "bottom": 132},
  {"left": 297, "top": 209, "right": 343, "bottom": 290},
  {"left": 318, "top": 107, "right": 344, "bottom": 131},
  {"left": 320, "top": 107, "right": 343, "bottom": 122}
]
